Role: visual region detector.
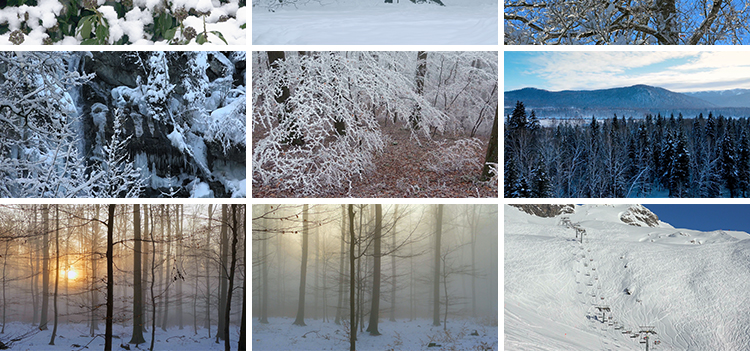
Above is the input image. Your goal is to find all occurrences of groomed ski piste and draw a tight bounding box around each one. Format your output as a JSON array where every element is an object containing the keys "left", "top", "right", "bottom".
[{"left": 504, "top": 204, "right": 750, "bottom": 351}]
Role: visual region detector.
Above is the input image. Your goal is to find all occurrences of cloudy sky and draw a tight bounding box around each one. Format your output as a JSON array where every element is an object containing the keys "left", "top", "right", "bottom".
[{"left": 505, "top": 51, "right": 750, "bottom": 93}]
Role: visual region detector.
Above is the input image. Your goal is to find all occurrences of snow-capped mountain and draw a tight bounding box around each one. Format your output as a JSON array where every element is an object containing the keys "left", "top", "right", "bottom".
[
  {"left": 505, "top": 85, "right": 716, "bottom": 110},
  {"left": 503, "top": 85, "right": 750, "bottom": 118},
  {"left": 505, "top": 204, "right": 750, "bottom": 350},
  {"left": 685, "top": 88, "right": 750, "bottom": 108}
]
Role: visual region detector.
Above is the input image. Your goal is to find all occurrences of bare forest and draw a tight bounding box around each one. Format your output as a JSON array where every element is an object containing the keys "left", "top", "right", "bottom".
[
  {"left": 252, "top": 204, "right": 498, "bottom": 351},
  {"left": 0, "top": 204, "right": 246, "bottom": 351}
]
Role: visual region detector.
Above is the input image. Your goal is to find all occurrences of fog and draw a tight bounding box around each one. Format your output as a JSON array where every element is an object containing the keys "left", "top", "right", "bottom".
[{"left": 252, "top": 204, "right": 498, "bottom": 350}]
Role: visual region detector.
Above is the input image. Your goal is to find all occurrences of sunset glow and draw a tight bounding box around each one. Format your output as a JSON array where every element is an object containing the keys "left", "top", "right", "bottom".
[{"left": 67, "top": 270, "right": 77, "bottom": 280}]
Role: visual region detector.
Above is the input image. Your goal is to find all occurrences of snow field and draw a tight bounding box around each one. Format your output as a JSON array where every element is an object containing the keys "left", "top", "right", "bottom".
[
  {"left": 252, "top": 317, "right": 497, "bottom": 351},
  {"left": 252, "top": 0, "right": 498, "bottom": 45},
  {"left": 0, "top": 322, "right": 241, "bottom": 351},
  {"left": 505, "top": 205, "right": 750, "bottom": 350}
]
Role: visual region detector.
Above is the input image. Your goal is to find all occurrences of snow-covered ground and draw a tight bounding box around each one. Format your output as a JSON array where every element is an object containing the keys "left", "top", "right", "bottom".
[
  {"left": 0, "top": 322, "right": 241, "bottom": 351},
  {"left": 505, "top": 204, "right": 750, "bottom": 351},
  {"left": 252, "top": 0, "right": 498, "bottom": 45},
  {"left": 252, "top": 317, "right": 497, "bottom": 350}
]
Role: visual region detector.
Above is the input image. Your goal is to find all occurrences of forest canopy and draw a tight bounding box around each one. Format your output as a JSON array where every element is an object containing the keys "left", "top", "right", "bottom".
[{"left": 505, "top": 101, "right": 750, "bottom": 198}]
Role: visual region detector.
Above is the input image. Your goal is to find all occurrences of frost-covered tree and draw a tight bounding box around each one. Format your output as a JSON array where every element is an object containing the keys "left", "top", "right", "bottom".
[
  {"left": 252, "top": 51, "right": 449, "bottom": 196},
  {"left": 0, "top": 52, "right": 96, "bottom": 198},
  {"left": 505, "top": 0, "right": 750, "bottom": 45},
  {"left": 92, "top": 108, "right": 145, "bottom": 198}
]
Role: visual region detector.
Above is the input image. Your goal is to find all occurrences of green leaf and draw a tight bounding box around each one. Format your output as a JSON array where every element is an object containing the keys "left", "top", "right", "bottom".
[
  {"left": 210, "top": 30, "right": 228, "bottom": 45},
  {"left": 240, "top": 23, "right": 246, "bottom": 29},
  {"left": 164, "top": 27, "right": 177, "bottom": 40},
  {"left": 81, "top": 38, "right": 99, "bottom": 45},
  {"left": 196, "top": 32, "right": 207, "bottom": 44},
  {"left": 95, "top": 21, "right": 109, "bottom": 41},
  {"left": 78, "top": 16, "right": 93, "bottom": 39}
]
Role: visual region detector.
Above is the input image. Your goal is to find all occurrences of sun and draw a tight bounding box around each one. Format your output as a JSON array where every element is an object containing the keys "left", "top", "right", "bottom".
[{"left": 67, "top": 270, "right": 78, "bottom": 280}]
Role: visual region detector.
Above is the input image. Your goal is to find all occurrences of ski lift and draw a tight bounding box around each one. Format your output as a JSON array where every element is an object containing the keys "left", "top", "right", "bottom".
[
  {"left": 595, "top": 276, "right": 599, "bottom": 280},
  {"left": 592, "top": 267, "right": 596, "bottom": 270}
]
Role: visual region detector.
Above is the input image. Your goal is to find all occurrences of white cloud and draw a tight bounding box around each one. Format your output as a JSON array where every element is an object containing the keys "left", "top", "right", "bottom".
[{"left": 526, "top": 51, "right": 750, "bottom": 92}]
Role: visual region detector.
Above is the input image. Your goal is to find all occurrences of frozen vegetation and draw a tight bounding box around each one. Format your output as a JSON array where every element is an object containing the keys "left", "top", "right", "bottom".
[
  {"left": 0, "top": 0, "right": 245, "bottom": 45},
  {"left": 252, "top": 0, "right": 498, "bottom": 45},
  {"left": 0, "top": 51, "right": 246, "bottom": 198},
  {"left": 505, "top": 204, "right": 750, "bottom": 350},
  {"left": 253, "top": 51, "right": 498, "bottom": 197}
]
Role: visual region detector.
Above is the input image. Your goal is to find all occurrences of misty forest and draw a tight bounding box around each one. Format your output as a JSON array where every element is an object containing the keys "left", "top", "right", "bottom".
[
  {"left": 0, "top": 204, "right": 246, "bottom": 351},
  {"left": 252, "top": 204, "right": 498, "bottom": 351},
  {"left": 505, "top": 101, "right": 750, "bottom": 198},
  {"left": 252, "top": 51, "right": 499, "bottom": 198}
]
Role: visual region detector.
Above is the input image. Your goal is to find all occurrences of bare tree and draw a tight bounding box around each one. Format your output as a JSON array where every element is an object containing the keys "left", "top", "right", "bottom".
[
  {"left": 432, "top": 204, "right": 443, "bottom": 326},
  {"left": 105, "top": 204, "right": 115, "bottom": 351},
  {"left": 293, "top": 204, "right": 309, "bottom": 326},
  {"left": 504, "top": 0, "right": 750, "bottom": 45},
  {"left": 129, "top": 204, "right": 146, "bottom": 345}
]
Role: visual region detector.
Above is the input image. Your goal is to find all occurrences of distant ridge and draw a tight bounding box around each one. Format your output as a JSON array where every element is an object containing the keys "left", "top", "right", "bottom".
[{"left": 504, "top": 85, "right": 750, "bottom": 118}]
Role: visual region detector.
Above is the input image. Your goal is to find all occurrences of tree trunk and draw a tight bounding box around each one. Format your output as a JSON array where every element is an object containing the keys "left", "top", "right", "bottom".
[
  {"left": 161, "top": 206, "right": 172, "bottom": 331},
  {"left": 149, "top": 208, "right": 158, "bottom": 351},
  {"left": 411, "top": 51, "right": 428, "bottom": 130},
  {"left": 366, "top": 205, "right": 383, "bottom": 335},
  {"left": 260, "top": 204, "right": 269, "bottom": 323},
  {"left": 335, "top": 205, "right": 346, "bottom": 325},
  {"left": 480, "top": 105, "right": 499, "bottom": 181},
  {"left": 390, "top": 205, "right": 397, "bottom": 322},
  {"left": 205, "top": 205, "right": 213, "bottom": 335},
  {"left": 90, "top": 205, "right": 99, "bottom": 336},
  {"left": 293, "top": 204, "right": 309, "bottom": 326},
  {"left": 49, "top": 205, "right": 60, "bottom": 344},
  {"left": 348, "top": 204, "right": 356, "bottom": 351},
  {"left": 314, "top": 217, "right": 319, "bottom": 320},
  {"left": 105, "top": 204, "right": 115, "bottom": 351},
  {"left": 130, "top": 205, "right": 146, "bottom": 344},
  {"left": 142, "top": 205, "right": 149, "bottom": 332},
  {"left": 177, "top": 205, "right": 183, "bottom": 330},
  {"left": 432, "top": 205, "right": 443, "bottom": 326},
  {"left": 217, "top": 205, "right": 229, "bottom": 341},
  {"left": 238, "top": 274, "right": 246, "bottom": 351},
  {"left": 39, "top": 205, "right": 49, "bottom": 331},
  {"left": 223, "top": 205, "right": 241, "bottom": 351}
]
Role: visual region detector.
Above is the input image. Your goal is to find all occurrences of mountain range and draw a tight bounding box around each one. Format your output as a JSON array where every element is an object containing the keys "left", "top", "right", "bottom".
[{"left": 504, "top": 85, "right": 750, "bottom": 118}]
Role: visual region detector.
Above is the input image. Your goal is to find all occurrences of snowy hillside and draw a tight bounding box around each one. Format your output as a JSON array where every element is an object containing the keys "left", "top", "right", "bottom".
[
  {"left": 505, "top": 204, "right": 750, "bottom": 350},
  {"left": 252, "top": 0, "right": 498, "bottom": 45}
]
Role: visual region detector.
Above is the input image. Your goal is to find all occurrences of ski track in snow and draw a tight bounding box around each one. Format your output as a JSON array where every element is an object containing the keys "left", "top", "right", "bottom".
[
  {"left": 505, "top": 205, "right": 750, "bottom": 351},
  {"left": 252, "top": 0, "right": 498, "bottom": 45}
]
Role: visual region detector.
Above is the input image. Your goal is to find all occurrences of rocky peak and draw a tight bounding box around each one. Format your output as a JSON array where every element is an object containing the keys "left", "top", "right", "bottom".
[
  {"left": 619, "top": 204, "right": 660, "bottom": 227},
  {"left": 511, "top": 204, "right": 575, "bottom": 218}
]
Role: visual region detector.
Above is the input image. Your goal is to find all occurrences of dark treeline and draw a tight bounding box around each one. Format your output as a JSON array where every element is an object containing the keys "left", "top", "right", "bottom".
[{"left": 505, "top": 101, "right": 750, "bottom": 198}]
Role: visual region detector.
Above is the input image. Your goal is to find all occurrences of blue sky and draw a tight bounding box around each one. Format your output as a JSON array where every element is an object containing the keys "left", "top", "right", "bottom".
[
  {"left": 505, "top": 51, "right": 750, "bottom": 93},
  {"left": 645, "top": 205, "right": 750, "bottom": 234}
]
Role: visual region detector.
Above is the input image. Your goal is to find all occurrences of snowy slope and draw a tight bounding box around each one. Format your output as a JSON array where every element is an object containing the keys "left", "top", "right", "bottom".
[
  {"left": 505, "top": 204, "right": 750, "bottom": 351},
  {"left": 252, "top": 0, "right": 498, "bottom": 45}
]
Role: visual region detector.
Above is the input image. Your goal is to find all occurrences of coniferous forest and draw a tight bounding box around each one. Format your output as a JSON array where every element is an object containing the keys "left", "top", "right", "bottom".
[
  {"left": 0, "top": 204, "right": 246, "bottom": 351},
  {"left": 505, "top": 101, "right": 750, "bottom": 198}
]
